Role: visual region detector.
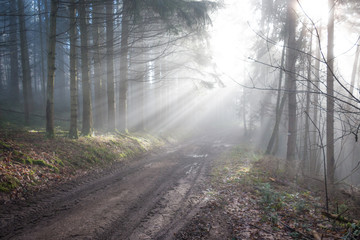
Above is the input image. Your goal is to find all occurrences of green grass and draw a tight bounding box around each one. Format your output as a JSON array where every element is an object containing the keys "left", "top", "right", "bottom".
[
  {"left": 0, "top": 118, "right": 165, "bottom": 197},
  {"left": 0, "top": 175, "right": 20, "bottom": 192}
]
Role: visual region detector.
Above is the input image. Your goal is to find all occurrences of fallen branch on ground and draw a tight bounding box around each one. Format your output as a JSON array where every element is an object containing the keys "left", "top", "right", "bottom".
[{"left": 322, "top": 211, "right": 359, "bottom": 224}]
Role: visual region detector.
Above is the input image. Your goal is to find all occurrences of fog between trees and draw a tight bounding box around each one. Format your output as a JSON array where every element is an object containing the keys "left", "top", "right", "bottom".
[{"left": 1, "top": 0, "right": 360, "bottom": 188}]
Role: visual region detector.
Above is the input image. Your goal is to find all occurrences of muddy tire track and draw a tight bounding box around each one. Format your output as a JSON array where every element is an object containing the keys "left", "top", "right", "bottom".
[{"left": 0, "top": 141, "right": 227, "bottom": 240}]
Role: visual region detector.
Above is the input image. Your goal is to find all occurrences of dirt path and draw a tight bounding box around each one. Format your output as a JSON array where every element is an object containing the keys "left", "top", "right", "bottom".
[{"left": 0, "top": 139, "right": 232, "bottom": 240}]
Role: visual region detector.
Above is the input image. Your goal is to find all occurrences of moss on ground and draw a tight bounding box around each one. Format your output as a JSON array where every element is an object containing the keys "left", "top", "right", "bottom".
[
  {"left": 0, "top": 129, "right": 164, "bottom": 199},
  {"left": 208, "top": 146, "right": 356, "bottom": 239},
  {"left": 0, "top": 175, "right": 20, "bottom": 193}
]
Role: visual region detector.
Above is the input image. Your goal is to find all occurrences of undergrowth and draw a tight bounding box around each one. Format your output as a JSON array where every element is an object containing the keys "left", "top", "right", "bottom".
[
  {"left": 209, "top": 146, "right": 354, "bottom": 239},
  {"left": 0, "top": 126, "right": 164, "bottom": 202}
]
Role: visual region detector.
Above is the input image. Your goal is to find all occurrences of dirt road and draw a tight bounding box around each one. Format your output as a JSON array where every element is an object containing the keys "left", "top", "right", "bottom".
[{"left": 0, "top": 139, "right": 233, "bottom": 240}]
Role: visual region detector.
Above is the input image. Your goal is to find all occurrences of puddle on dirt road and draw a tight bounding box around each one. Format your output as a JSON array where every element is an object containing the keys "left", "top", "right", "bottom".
[
  {"left": 212, "top": 143, "right": 234, "bottom": 148},
  {"left": 186, "top": 163, "right": 199, "bottom": 175},
  {"left": 144, "top": 161, "right": 176, "bottom": 169},
  {"left": 187, "top": 154, "right": 208, "bottom": 158},
  {"left": 127, "top": 161, "right": 204, "bottom": 240}
]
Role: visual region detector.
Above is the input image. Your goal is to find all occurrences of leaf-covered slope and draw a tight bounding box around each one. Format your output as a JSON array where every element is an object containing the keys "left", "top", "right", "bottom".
[
  {"left": 176, "top": 146, "right": 360, "bottom": 239},
  {"left": 0, "top": 130, "right": 163, "bottom": 203}
]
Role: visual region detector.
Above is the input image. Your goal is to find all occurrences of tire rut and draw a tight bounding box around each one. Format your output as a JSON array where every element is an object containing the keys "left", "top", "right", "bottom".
[
  {"left": 1, "top": 142, "right": 222, "bottom": 240},
  {"left": 0, "top": 149, "right": 173, "bottom": 239}
]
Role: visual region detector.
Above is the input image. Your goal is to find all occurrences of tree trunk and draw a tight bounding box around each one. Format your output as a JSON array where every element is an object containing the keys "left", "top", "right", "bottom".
[
  {"left": 285, "top": 0, "right": 298, "bottom": 172},
  {"left": 243, "top": 87, "right": 247, "bottom": 136},
  {"left": 302, "top": 29, "right": 313, "bottom": 175},
  {"left": 9, "top": 1, "right": 19, "bottom": 104},
  {"left": 350, "top": 45, "right": 360, "bottom": 96},
  {"left": 119, "top": 0, "right": 130, "bottom": 132},
  {"left": 326, "top": 0, "right": 335, "bottom": 185},
  {"left": 18, "top": 0, "right": 33, "bottom": 125},
  {"left": 79, "top": 0, "right": 93, "bottom": 136},
  {"left": 266, "top": 43, "right": 286, "bottom": 154},
  {"left": 310, "top": 27, "right": 322, "bottom": 176},
  {"left": 69, "top": 0, "right": 78, "bottom": 139},
  {"left": 92, "top": 0, "right": 105, "bottom": 130},
  {"left": 45, "top": 0, "right": 58, "bottom": 138},
  {"left": 106, "top": 0, "right": 115, "bottom": 132},
  {"left": 139, "top": 47, "right": 147, "bottom": 132},
  {"left": 38, "top": 0, "right": 46, "bottom": 109},
  {"left": 55, "top": 42, "right": 66, "bottom": 112}
]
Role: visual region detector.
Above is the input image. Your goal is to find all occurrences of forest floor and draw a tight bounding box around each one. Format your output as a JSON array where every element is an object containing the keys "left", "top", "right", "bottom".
[
  {"left": 176, "top": 146, "right": 360, "bottom": 240},
  {"left": 1, "top": 126, "right": 360, "bottom": 239},
  {"left": 0, "top": 126, "right": 164, "bottom": 203},
  {"left": 0, "top": 130, "right": 220, "bottom": 239}
]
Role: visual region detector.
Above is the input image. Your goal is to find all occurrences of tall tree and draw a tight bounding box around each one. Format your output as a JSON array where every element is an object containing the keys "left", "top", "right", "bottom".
[
  {"left": 106, "top": 0, "right": 115, "bottom": 132},
  {"left": 310, "top": 27, "right": 322, "bottom": 176},
  {"left": 118, "top": 0, "right": 130, "bottom": 132},
  {"left": 9, "top": 0, "right": 19, "bottom": 104},
  {"left": 79, "top": 0, "right": 93, "bottom": 136},
  {"left": 37, "top": 0, "right": 46, "bottom": 107},
  {"left": 115, "top": 0, "right": 217, "bottom": 132},
  {"left": 266, "top": 44, "right": 286, "bottom": 154},
  {"left": 350, "top": 45, "right": 360, "bottom": 95},
  {"left": 92, "top": 0, "right": 105, "bottom": 130},
  {"left": 46, "top": 0, "right": 59, "bottom": 138},
  {"left": 326, "top": 0, "right": 335, "bottom": 185},
  {"left": 17, "top": 0, "right": 33, "bottom": 125},
  {"left": 69, "top": 0, "right": 78, "bottom": 139},
  {"left": 302, "top": 29, "right": 313, "bottom": 175},
  {"left": 285, "top": 0, "right": 298, "bottom": 172}
]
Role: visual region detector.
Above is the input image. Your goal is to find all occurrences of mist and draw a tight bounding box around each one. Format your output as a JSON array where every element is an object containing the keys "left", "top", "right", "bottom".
[{"left": 1, "top": 0, "right": 360, "bottom": 219}]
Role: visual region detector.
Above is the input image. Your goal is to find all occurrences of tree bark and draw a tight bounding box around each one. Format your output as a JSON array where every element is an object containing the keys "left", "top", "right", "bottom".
[
  {"left": 17, "top": 0, "right": 33, "bottom": 125},
  {"left": 106, "top": 0, "right": 115, "bottom": 132},
  {"left": 140, "top": 68, "right": 146, "bottom": 131},
  {"left": 243, "top": 87, "right": 247, "bottom": 136},
  {"left": 285, "top": 0, "right": 298, "bottom": 172},
  {"left": 119, "top": 0, "right": 130, "bottom": 132},
  {"left": 92, "top": 0, "right": 105, "bottom": 130},
  {"left": 37, "top": 0, "right": 46, "bottom": 108},
  {"left": 310, "top": 27, "right": 322, "bottom": 176},
  {"left": 350, "top": 45, "right": 360, "bottom": 96},
  {"left": 266, "top": 44, "right": 286, "bottom": 154},
  {"left": 9, "top": 1, "right": 19, "bottom": 104},
  {"left": 302, "top": 29, "right": 313, "bottom": 175},
  {"left": 326, "top": 0, "right": 335, "bottom": 185},
  {"left": 79, "top": 0, "right": 93, "bottom": 136},
  {"left": 69, "top": 0, "right": 78, "bottom": 139},
  {"left": 45, "top": 0, "right": 58, "bottom": 138}
]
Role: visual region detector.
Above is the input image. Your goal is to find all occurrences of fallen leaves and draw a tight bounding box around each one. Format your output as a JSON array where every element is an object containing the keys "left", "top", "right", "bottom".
[
  {"left": 176, "top": 147, "right": 354, "bottom": 239},
  {"left": 0, "top": 130, "right": 162, "bottom": 204}
]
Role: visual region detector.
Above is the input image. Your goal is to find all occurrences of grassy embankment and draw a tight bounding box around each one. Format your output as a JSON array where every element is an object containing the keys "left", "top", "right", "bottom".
[
  {"left": 178, "top": 146, "right": 360, "bottom": 239},
  {"left": 0, "top": 123, "right": 164, "bottom": 202}
]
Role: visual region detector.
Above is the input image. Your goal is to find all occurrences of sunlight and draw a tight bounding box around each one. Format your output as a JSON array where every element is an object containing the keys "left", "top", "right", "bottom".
[
  {"left": 209, "top": 0, "right": 252, "bottom": 83},
  {"left": 297, "top": 0, "right": 328, "bottom": 22}
]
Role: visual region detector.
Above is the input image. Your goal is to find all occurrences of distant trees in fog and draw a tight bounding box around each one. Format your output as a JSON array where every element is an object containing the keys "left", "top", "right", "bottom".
[
  {"left": 248, "top": 0, "right": 360, "bottom": 188},
  {"left": 0, "top": 0, "right": 218, "bottom": 137}
]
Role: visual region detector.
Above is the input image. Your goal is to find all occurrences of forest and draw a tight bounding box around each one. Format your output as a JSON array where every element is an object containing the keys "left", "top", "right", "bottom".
[{"left": 1, "top": 0, "right": 360, "bottom": 239}]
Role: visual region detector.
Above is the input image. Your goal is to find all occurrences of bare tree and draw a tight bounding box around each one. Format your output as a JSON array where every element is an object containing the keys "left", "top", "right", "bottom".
[
  {"left": 326, "top": 0, "right": 335, "bottom": 185},
  {"left": 302, "top": 29, "right": 313, "bottom": 174},
  {"left": 69, "top": 0, "right": 78, "bottom": 139},
  {"left": 118, "top": 0, "right": 130, "bottom": 132},
  {"left": 106, "top": 0, "right": 115, "bottom": 132},
  {"left": 45, "top": 0, "right": 59, "bottom": 138},
  {"left": 285, "top": 0, "right": 298, "bottom": 172},
  {"left": 266, "top": 44, "right": 286, "bottom": 154},
  {"left": 79, "top": 0, "right": 93, "bottom": 136},
  {"left": 17, "top": 0, "right": 33, "bottom": 125},
  {"left": 9, "top": 1, "right": 19, "bottom": 104},
  {"left": 92, "top": 0, "right": 105, "bottom": 130}
]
